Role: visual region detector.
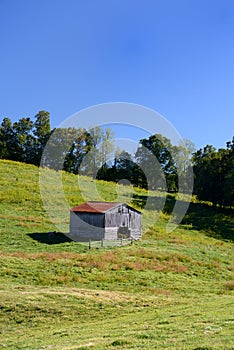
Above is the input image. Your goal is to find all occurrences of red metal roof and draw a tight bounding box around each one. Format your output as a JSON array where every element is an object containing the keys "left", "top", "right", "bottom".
[{"left": 70, "top": 202, "right": 122, "bottom": 213}]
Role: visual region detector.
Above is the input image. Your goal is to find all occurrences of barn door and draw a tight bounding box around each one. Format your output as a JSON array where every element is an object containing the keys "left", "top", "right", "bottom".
[
  {"left": 118, "top": 212, "right": 130, "bottom": 238},
  {"left": 121, "top": 214, "right": 129, "bottom": 228}
]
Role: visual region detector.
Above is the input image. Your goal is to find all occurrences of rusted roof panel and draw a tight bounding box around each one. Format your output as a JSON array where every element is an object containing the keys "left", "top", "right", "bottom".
[{"left": 71, "top": 201, "right": 122, "bottom": 213}]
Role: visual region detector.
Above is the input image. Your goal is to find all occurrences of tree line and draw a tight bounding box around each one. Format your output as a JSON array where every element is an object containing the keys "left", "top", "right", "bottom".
[
  {"left": 193, "top": 141, "right": 234, "bottom": 207},
  {"left": 0, "top": 111, "right": 51, "bottom": 166},
  {"left": 0, "top": 111, "right": 233, "bottom": 207}
]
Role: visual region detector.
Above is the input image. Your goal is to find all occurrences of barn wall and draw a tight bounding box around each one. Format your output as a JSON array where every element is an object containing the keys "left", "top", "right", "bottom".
[
  {"left": 69, "top": 212, "right": 105, "bottom": 241},
  {"left": 104, "top": 207, "right": 122, "bottom": 227},
  {"left": 104, "top": 205, "right": 142, "bottom": 240},
  {"left": 104, "top": 227, "right": 118, "bottom": 240},
  {"left": 103, "top": 227, "right": 141, "bottom": 240},
  {"left": 105, "top": 204, "right": 141, "bottom": 227},
  {"left": 129, "top": 209, "right": 142, "bottom": 229},
  {"left": 75, "top": 213, "right": 104, "bottom": 227}
]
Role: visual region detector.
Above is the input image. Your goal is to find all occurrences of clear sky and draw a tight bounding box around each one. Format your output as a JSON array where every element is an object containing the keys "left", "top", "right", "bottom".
[{"left": 0, "top": 0, "right": 234, "bottom": 150}]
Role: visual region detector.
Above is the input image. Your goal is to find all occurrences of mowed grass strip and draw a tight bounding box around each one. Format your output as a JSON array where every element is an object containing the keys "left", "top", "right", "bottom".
[{"left": 0, "top": 285, "right": 233, "bottom": 349}]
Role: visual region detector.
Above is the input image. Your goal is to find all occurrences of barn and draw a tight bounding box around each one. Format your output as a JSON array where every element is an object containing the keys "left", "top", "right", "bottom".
[{"left": 69, "top": 201, "right": 142, "bottom": 241}]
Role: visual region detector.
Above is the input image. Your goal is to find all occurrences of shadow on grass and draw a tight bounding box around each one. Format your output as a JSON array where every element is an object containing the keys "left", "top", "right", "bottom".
[
  {"left": 130, "top": 193, "right": 166, "bottom": 211},
  {"left": 28, "top": 232, "right": 72, "bottom": 245},
  {"left": 131, "top": 193, "right": 182, "bottom": 215},
  {"left": 182, "top": 203, "right": 234, "bottom": 242},
  {"left": 131, "top": 193, "right": 234, "bottom": 243}
]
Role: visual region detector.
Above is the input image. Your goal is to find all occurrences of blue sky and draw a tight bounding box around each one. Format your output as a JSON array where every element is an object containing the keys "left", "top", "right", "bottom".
[{"left": 0, "top": 0, "right": 234, "bottom": 150}]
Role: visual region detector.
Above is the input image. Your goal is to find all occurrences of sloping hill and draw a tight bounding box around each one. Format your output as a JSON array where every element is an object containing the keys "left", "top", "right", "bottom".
[{"left": 0, "top": 159, "right": 233, "bottom": 349}]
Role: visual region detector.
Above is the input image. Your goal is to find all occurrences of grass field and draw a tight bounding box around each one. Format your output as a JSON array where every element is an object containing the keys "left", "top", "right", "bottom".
[{"left": 0, "top": 159, "right": 233, "bottom": 349}]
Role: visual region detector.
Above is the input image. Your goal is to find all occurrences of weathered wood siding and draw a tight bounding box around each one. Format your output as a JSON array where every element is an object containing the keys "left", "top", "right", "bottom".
[
  {"left": 105, "top": 204, "right": 138, "bottom": 227},
  {"left": 104, "top": 204, "right": 141, "bottom": 240},
  {"left": 104, "top": 227, "right": 119, "bottom": 240}
]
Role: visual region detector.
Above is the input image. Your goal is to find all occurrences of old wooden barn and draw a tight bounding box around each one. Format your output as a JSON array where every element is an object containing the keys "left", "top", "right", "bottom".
[{"left": 69, "top": 201, "right": 142, "bottom": 241}]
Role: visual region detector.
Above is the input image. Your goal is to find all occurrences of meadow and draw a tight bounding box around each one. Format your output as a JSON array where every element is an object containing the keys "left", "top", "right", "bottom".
[{"left": 0, "top": 159, "right": 233, "bottom": 350}]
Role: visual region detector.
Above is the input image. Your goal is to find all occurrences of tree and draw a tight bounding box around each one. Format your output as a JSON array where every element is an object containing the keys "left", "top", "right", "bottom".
[
  {"left": 0, "top": 117, "right": 13, "bottom": 159},
  {"left": 10, "top": 117, "right": 34, "bottom": 163},
  {"left": 40, "top": 127, "right": 77, "bottom": 170},
  {"left": 135, "top": 134, "right": 176, "bottom": 191},
  {"left": 98, "top": 150, "right": 135, "bottom": 182},
  {"left": 192, "top": 139, "right": 234, "bottom": 207},
  {"left": 80, "top": 126, "right": 115, "bottom": 178},
  {"left": 192, "top": 145, "right": 217, "bottom": 204},
  {"left": 63, "top": 128, "right": 91, "bottom": 174},
  {"left": 99, "top": 128, "right": 114, "bottom": 175},
  {"left": 33, "top": 111, "right": 51, "bottom": 165},
  {"left": 221, "top": 137, "right": 234, "bottom": 207},
  {"left": 115, "top": 151, "right": 134, "bottom": 180},
  {"left": 173, "top": 139, "right": 195, "bottom": 193}
]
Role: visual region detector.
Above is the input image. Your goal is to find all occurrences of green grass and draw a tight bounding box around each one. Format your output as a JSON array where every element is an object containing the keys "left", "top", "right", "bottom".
[{"left": 0, "top": 159, "right": 233, "bottom": 349}]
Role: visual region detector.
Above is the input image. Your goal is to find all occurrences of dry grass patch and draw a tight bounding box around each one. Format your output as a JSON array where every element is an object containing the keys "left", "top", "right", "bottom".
[
  {"left": 2, "top": 284, "right": 166, "bottom": 306},
  {"left": 21, "top": 286, "right": 138, "bottom": 303},
  {"left": 223, "top": 281, "right": 234, "bottom": 291},
  {"left": 1, "top": 249, "right": 191, "bottom": 273}
]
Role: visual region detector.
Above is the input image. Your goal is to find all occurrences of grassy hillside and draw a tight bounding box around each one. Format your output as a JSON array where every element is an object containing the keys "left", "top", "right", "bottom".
[{"left": 0, "top": 159, "right": 233, "bottom": 349}]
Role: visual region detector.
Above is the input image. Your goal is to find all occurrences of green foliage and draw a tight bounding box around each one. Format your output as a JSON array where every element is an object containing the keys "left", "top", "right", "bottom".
[
  {"left": 193, "top": 138, "right": 234, "bottom": 207},
  {"left": 33, "top": 110, "right": 51, "bottom": 165},
  {"left": 135, "top": 134, "right": 194, "bottom": 192},
  {"left": 41, "top": 126, "right": 91, "bottom": 172},
  {"left": 80, "top": 126, "right": 114, "bottom": 178},
  {"left": 0, "top": 117, "right": 13, "bottom": 158},
  {"left": 97, "top": 150, "right": 136, "bottom": 183},
  {"left": 135, "top": 134, "right": 174, "bottom": 190},
  {"left": 0, "top": 112, "right": 51, "bottom": 165}
]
